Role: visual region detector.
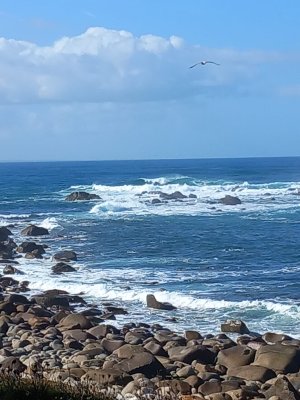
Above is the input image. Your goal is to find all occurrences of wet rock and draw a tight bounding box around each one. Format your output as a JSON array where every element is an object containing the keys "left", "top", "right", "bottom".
[
  {"left": 159, "top": 191, "right": 187, "bottom": 200},
  {"left": 219, "top": 195, "right": 242, "bottom": 205},
  {"left": 65, "top": 192, "right": 101, "bottom": 201},
  {"left": 263, "top": 332, "right": 292, "bottom": 344},
  {"left": 33, "top": 295, "right": 70, "bottom": 308},
  {"left": 3, "top": 265, "right": 22, "bottom": 275},
  {"left": 52, "top": 262, "right": 76, "bottom": 274},
  {"left": 53, "top": 250, "right": 77, "bottom": 262},
  {"left": 151, "top": 198, "right": 162, "bottom": 204},
  {"left": 146, "top": 294, "right": 177, "bottom": 311},
  {"left": 221, "top": 319, "right": 249, "bottom": 334},
  {"left": 0, "top": 227, "right": 12, "bottom": 242},
  {"left": 16, "top": 241, "right": 45, "bottom": 255},
  {"left": 21, "top": 225, "right": 49, "bottom": 236}
]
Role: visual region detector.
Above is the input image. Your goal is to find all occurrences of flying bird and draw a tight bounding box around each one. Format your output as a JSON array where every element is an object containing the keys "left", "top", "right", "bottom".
[{"left": 189, "top": 61, "right": 220, "bottom": 68}]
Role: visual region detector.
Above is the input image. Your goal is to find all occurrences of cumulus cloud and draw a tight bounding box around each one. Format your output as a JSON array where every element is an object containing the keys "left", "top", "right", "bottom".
[{"left": 0, "top": 26, "right": 292, "bottom": 105}]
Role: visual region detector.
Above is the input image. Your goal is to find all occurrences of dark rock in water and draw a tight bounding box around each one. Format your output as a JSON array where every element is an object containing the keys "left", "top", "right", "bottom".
[
  {"left": 146, "top": 294, "right": 176, "bottom": 311},
  {"left": 0, "top": 259, "right": 19, "bottom": 265},
  {"left": 65, "top": 191, "right": 101, "bottom": 201},
  {"left": 0, "top": 227, "right": 12, "bottom": 242},
  {"left": 3, "top": 265, "right": 22, "bottom": 275},
  {"left": 6, "top": 293, "right": 31, "bottom": 305},
  {"left": 21, "top": 225, "right": 49, "bottom": 236},
  {"left": 53, "top": 250, "right": 77, "bottom": 262},
  {"left": 105, "top": 306, "right": 128, "bottom": 315},
  {"left": 0, "top": 276, "right": 19, "bottom": 288},
  {"left": 159, "top": 191, "right": 187, "bottom": 200},
  {"left": 219, "top": 195, "right": 242, "bottom": 205},
  {"left": 17, "top": 241, "right": 45, "bottom": 255},
  {"left": 188, "top": 193, "right": 197, "bottom": 199},
  {"left": 32, "top": 295, "right": 70, "bottom": 308},
  {"left": 52, "top": 262, "right": 76, "bottom": 274},
  {"left": 151, "top": 198, "right": 162, "bottom": 205},
  {"left": 25, "top": 250, "right": 43, "bottom": 259},
  {"left": 221, "top": 319, "right": 249, "bottom": 334}
]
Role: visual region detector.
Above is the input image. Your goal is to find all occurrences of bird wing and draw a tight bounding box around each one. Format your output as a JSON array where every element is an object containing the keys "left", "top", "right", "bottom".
[
  {"left": 206, "top": 61, "right": 220, "bottom": 65},
  {"left": 189, "top": 62, "right": 201, "bottom": 68}
]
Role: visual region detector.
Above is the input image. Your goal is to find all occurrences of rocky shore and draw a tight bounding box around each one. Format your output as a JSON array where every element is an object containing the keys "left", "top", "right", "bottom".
[{"left": 0, "top": 225, "right": 300, "bottom": 399}]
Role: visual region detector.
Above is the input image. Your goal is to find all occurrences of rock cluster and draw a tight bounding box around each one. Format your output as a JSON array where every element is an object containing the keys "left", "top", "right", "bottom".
[{"left": 0, "top": 225, "right": 299, "bottom": 399}]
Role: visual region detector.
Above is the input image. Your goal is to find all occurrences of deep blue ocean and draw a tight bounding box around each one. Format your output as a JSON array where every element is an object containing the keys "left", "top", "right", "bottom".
[{"left": 1, "top": 157, "right": 300, "bottom": 336}]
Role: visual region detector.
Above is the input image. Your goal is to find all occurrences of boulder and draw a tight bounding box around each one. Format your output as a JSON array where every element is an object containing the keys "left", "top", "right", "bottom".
[
  {"left": 219, "top": 195, "right": 242, "bottom": 205},
  {"left": 263, "top": 332, "right": 292, "bottom": 344},
  {"left": 53, "top": 250, "right": 77, "bottom": 262},
  {"left": 168, "top": 345, "right": 215, "bottom": 364},
  {"left": 52, "top": 262, "right": 76, "bottom": 274},
  {"left": 227, "top": 365, "right": 276, "bottom": 383},
  {"left": 16, "top": 241, "right": 45, "bottom": 254},
  {"left": 81, "top": 368, "right": 131, "bottom": 385},
  {"left": 3, "top": 265, "right": 22, "bottom": 275},
  {"left": 59, "top": 313, "right": 92, "bottom": 330},
  {"left": 159, "top": 191, "right": 187, "bottom": 200},
  {"left": 217, "top": 345, "right": 255, "bottom": 368},
  {"left": 0, "top": 227, "right": 12, "bottom": 242},
  {"left": 263, "top": 376, "right": 300, "bottom": 400},
  {"left": 0, "top": 356, "right": 26, "bottom": 373},
  {"left": 32, "top": 295, "right": 70, "bottom": 308},
  {"left": 221, "top": 319, "right": 249, "bottom": 334},
  {"left": 117, "top": 352, "right": 165, "bottom": 378},
  {"left": 65, "top": 192, "right": 101, "bottom": 201},
  {"left": 21, "top": 225, "right": 49, "bottom": 236},
  {"left": 253, "top": 343, "right": 300, "bottom": 373},
  {"left": 146, "top": 294, "right": 176, "bottom": 311}
]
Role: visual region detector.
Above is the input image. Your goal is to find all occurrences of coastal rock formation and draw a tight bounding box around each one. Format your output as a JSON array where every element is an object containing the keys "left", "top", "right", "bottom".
[
  {"left": 146, "top": 294, "right": 177, "bottom": 310},
  {"left": 0, "top": 227, "right": 12, "bottom": 242},
  {"left": 221, "top": 319, "right": 249, "bottom": 334},
  {"left": 16, "top": 241, "right": 45, "bottom": 255},
  {"left": 65, "top": 191, "right": 101, "bottom": 201},
  {"left": 21, "top": 225, "right": 49, "bottom": 236},
  {"left": 53, "top": 250, "right": 77, "bottom": 262},
  {"left": 159, "top": 191, "right": 187, "bottom": 200},
  {"left": 219, "top": 195, "right": 242, "bottom": 205},
  {"left": 52, "top": 262, "right": 76, "bottom": 274}
]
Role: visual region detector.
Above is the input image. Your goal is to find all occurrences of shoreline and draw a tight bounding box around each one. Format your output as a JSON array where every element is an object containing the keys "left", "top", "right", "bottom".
[{"left": 0, "top": 225, "right": 300, "bottom": 399}]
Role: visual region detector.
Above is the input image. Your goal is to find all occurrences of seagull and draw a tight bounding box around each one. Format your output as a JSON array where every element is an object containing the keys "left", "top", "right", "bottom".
[{"left": 189, "top": 61, "right": 220, "bottom": 68}]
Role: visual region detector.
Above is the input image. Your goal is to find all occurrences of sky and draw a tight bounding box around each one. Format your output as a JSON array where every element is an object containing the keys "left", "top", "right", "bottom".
[{"left": 0, "top": 0, "right": 300, "bottom": 161}]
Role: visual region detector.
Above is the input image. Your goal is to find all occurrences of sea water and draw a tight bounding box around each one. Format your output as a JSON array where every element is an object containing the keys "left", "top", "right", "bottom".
[{"left": 1, "top": 157, "right": 300, "bottom": 336}]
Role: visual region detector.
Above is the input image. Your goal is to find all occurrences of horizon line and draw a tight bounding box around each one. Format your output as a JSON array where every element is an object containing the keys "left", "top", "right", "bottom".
[{"left": 0, "top": 155, "right": 300, "bottom": 164}]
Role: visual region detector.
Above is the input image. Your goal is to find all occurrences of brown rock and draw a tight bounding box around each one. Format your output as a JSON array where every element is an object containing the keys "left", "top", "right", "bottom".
[
  {"left": 221, "top": 319, "right": 249, "bottom": 334},
  {"left": 263, "top": 376, "right": 300, "bottom": 400},
  {"left": 146, "top": 294, "right": 176, "bottom": 310},
  {"left": 58, "top": 313, "right": 92, "bottom": 330},
  {"left": 217, "top": 345, "right": 255, "bottom": 368},
  {"left": 168, "top": 345, "right": 215, "bottom": 364},
  {"left": 117, "top": 352, "right": 165, "bottom": 378},
  {"left": 227, "top": 365, "right": 276, "bottom": 383},
  {"left": 253, "top": 343, "right": 300, "bottom": 373}
]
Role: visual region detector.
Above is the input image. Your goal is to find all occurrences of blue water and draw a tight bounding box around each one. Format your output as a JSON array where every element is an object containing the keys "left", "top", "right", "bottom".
[{"left": 1, "top": 157, "right": 300, "bottom": 336}]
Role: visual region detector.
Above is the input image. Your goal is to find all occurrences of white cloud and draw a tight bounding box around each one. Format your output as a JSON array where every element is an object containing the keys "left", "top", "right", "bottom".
[{"left": 0, "top": 26, "right": 293, "bottom": 105}]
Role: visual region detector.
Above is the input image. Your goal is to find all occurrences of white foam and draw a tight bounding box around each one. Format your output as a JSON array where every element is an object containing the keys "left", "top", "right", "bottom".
[{"left": 38, "top": 217, "right": 61, "bottom": 231}]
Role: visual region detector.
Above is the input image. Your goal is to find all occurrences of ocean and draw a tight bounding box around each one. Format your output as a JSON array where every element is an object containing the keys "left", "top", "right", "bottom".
[{"left": 1, "top": 157, "right": 300, "bottom": 337}]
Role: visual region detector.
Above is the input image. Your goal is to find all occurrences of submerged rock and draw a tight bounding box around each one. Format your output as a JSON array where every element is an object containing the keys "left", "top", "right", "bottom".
[
  {"left": 0, "top": 227, "right": 12, "bottom": 242},
  {"left": 65, "top": 191, "right": 101, "bottom": 201},
  {"left": 52, "top": 262, "right": 76, "bottom": 274},
  {"left": 53, "top": 250, "right": 77, "bottom": 262},
  {"left": 219, "top": 195, "right": 242, "bottom": 205}
]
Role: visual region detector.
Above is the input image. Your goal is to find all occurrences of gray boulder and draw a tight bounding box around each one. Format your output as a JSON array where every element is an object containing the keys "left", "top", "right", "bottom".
[
  {"left": 53, "top": 250, "right": 77, "bottom": 262},
  {"left": 65, "top": 191, "right": 101, "bottom": 201},
  {"left": 0, "top": 227, "right": 12, "bottom": 242},
  {"left": 219, "top": 195, "right": 242, "bottom": 205},
  {"left": 52, "top": 262, "right": 76, "bottom": 274},
  {"left": 21, "top": 225, "right": 49, "bottom": 236}
]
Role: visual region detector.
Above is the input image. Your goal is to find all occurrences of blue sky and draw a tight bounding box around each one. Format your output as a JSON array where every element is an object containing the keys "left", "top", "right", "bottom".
[{"left": 0, "top": 0, "right": 300, "bottom": 161}]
